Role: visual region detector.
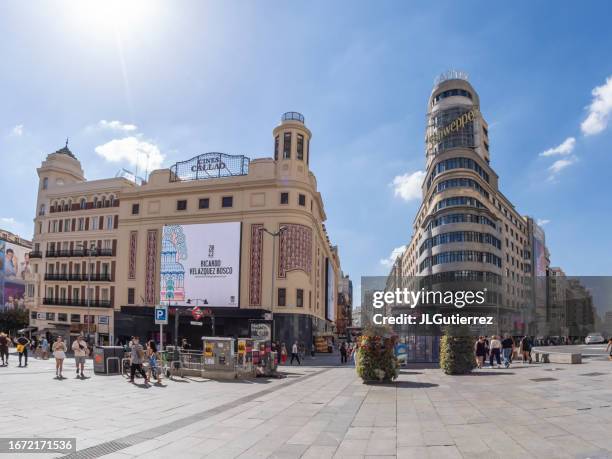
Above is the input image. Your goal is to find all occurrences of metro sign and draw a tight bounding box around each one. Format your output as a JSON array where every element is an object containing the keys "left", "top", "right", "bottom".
[{"left": 191, "top": 307, "right": 203, "bottom": 320}]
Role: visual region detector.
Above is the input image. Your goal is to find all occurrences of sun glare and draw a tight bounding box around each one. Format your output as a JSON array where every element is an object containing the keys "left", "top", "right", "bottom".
[{"left": 67, "top": 0, "right": 157, "bottom": 32}]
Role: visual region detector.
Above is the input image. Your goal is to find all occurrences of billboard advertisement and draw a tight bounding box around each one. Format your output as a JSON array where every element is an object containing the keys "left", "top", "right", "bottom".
[
  {"left": 160, "top": 222, "right": 241, "bottom": 307},
  {"left": 325, "top": 258, "right": 335, "bottom": 321},
  {"left": 0, "top": 240, "right": 31, "bottom": 309}
]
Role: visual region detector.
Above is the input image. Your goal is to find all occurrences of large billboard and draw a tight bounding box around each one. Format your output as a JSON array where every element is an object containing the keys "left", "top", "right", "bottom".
[
  {"left": 160, "top": 222, "right": 241, "bottom": 307},
  {"left": 325, "top": 258, "right": 335, "bottom": 321},
  {"left": 0, "top": 240, "right": 31, "bottom": 309}
]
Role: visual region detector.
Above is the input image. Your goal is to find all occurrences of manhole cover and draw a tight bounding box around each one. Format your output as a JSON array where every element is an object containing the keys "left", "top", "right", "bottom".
[
  {"left": 530, "top": 377, "right": 558, "bottom": 382},
  {"left": 580, "top": 372, "right": 606, "bottom": 376}
]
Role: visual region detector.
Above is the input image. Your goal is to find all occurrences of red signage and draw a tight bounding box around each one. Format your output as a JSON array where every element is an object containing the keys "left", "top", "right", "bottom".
[{"left": 191, "top": 307, "right": 203, "bottom": 320}]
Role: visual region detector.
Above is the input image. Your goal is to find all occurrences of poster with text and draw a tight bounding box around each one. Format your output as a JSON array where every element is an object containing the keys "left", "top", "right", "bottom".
[{"left": 160, "top": 222, "right": 241, "bottom": 307}]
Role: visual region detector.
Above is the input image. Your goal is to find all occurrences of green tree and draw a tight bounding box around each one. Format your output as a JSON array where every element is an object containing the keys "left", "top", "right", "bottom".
[{"left": 0, "top": 308, "right": 30, "bottom": 335}]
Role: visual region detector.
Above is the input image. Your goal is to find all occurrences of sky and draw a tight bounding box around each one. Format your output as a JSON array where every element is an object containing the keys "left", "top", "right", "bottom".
[{"left": 1, "top": 1, "right": 612, "bottom": 307}]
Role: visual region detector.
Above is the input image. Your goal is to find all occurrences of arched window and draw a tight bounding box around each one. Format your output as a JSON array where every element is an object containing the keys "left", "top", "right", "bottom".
[
  {"left": 42, "top": 177, "right": 48, "bottom": 190},
  {"left": 67, "top": 199, "right": 72, "bottom": 211},
  {"left": 60, "top": 200, "right": 65, "bottom": 212},
  {"left": 93, "top": 197, "right": 98, "bottom": 208},
  {"left": 109, "top": 195, "right": 115, "bottom": 206},
  {"left": 39, "top": 204, "right": 46, "bottom": 216},
  {"left": 101, "top": 195, "right": 108, "bottom": 208},
  {"left": 80, "top": 198, "right": 86, "bottom": 209}
]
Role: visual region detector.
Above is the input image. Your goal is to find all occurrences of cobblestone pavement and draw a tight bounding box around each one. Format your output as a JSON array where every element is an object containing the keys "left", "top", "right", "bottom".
[{"left": 1, "top": 352, "right": 611, "bottom": 458}]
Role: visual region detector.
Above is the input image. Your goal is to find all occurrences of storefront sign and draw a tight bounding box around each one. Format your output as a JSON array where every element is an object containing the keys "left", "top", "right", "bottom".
[
  {"left": 170, "top": 152, "right": 250, "bottom": 182},
  {"left": 250, "top": 321, "right": 272, "bottom": 341}
]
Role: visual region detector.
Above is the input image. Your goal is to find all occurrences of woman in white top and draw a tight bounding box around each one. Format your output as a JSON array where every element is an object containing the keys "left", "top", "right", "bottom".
[{"left": 52, "top": 336, "right": 67, "bottom": 379}]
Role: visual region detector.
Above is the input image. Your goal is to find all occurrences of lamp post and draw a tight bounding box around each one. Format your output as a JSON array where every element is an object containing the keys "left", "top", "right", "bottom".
[
  {"left": 76, "top": 242, "right": 97, "bottom": 344},
  {"left": 260, "top": 226, "right": 287, "bottom": 315}
]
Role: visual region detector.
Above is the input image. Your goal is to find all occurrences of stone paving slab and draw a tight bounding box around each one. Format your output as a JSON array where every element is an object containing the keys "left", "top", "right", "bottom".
[{"left": 1, "top": 353, "right": 612, "bottom": 458}]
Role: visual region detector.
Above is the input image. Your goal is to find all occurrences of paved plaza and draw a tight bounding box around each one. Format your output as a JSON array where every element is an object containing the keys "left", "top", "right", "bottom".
[{"left": 1, "top": 351, "right": 611, "bottom": 459}]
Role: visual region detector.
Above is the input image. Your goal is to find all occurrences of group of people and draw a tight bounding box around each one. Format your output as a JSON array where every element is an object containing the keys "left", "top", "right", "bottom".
[
  {"left": 273, "top": 341, "right": 307, "bottom": 365},
  {"left": 474, "top": 335, "right": 533, "bottom": 369},
  {"left": 339, "top": 342, "right": 355, "bottom": 363},
  {"left": 0, "top": 332, "right": 37, "bottom": 367}
]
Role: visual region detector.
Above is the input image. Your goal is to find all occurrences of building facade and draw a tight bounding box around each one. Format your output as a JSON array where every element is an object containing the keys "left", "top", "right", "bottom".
[
  {"left": 29, "top": 113, "right": 342, "bottom": 347},
  {"left": 386, "top": 73, "right": 547, "bottom": 349}
]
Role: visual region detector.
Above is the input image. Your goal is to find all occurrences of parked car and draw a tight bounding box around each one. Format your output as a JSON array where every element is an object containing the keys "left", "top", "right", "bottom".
[{"left": 585, "top": 333, "right": 605, "bottom": 344}]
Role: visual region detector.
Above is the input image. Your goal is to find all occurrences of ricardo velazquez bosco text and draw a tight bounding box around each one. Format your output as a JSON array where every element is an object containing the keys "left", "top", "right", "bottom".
[{"left": 370, "top": 288, "right": 494, "bottom": 325}]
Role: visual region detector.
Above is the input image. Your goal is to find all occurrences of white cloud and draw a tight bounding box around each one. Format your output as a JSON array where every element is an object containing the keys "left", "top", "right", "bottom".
[
  {"left": 391, "top": 170, "right": 425, "bottom": 201},
  {"left": 380, "top": 245, "right": 406, "bottom": 268},
  {"left": 536, "top": 219, "right": 550, "bottom": 226},
  {"left": 0, "top": 217, "right": 30, "bottom": 238},
  {"left": 95, "top": 136, "right": 165, "bottom": 173},
  {"left": 547, "top": 156, "right": 577, "bottom": 180},
  {"left": 539, "top": 137, "right": 575, "bottom": 157},
  {"left": 10, "top": 125, "right": 24, "bottom": 136},
  {"left": 97, "top": 120, "right": 138, "bottom": 132},
  {"left": 581, "top": 76, "right": 612, "bottom": 136}
]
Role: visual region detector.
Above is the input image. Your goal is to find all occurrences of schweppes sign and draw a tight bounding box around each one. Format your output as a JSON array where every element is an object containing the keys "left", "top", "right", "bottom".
[{"left": 426, "top": 108, "right": 479, "bottom": 147}]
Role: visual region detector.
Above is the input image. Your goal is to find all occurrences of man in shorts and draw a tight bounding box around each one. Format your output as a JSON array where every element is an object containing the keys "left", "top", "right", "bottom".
[{"left": 72, "top": 335, "right": 89, "bottom": 378}]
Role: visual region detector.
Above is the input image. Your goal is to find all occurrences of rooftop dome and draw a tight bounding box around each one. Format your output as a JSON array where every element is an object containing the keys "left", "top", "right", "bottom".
[{"left": 52, "top": 140, "right": 77, "bottom": 159}]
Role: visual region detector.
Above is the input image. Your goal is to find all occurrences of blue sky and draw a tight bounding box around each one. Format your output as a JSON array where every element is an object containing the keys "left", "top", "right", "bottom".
[{"left": 2, "top": 1, "right": 612, "bottom": 306}]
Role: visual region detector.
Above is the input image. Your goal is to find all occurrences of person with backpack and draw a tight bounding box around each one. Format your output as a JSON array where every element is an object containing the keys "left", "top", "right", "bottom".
[
  {"left": 128, "top": 336, "right": 148, "bottom": 384},
  {"left": 72, "top": 335, "right": 89, "bottom": 378},
  {"left": 15, "top": 334, "right": 30, "bottom": 367}
]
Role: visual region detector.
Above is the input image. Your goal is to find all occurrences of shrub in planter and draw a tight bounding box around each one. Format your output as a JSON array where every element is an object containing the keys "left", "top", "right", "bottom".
[
  {"left": 439, "top": 328, "right": 476, "bottom": 375},
  {"left": 355, "top": 330, "right": 399, "bottom": 383}
]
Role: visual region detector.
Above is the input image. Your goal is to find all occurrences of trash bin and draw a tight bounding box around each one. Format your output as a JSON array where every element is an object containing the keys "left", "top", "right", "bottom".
[{"left": 93, "top": 346, "right": 124, "bottom": 375}]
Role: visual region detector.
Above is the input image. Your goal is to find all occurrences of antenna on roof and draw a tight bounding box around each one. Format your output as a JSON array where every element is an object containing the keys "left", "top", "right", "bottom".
[{"left": 65, "top": 137, "right": 69, "bottom": 148}]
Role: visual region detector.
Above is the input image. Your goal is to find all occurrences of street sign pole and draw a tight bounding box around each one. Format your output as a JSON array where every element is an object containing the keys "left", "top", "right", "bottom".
[{"left": 160, "top": 323, "right": 164, "bottom": 352}]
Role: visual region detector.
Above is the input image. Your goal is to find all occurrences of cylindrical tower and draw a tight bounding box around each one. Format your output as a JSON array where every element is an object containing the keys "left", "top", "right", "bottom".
[
  {"left": 272, "top": 112, "right": 312, "bottom": 182},
  {"left": 418, "top": 72, "right": 502, "bottom": 305}
]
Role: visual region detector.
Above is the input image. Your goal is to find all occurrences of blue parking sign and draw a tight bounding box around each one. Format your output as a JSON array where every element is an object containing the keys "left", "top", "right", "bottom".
[{"left": 155, "top": 305, "right": 168, "bottom": 324}]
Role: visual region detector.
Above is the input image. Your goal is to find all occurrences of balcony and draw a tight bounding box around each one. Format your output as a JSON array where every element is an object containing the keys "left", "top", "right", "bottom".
[
  {"left": 44, "top": 273, "right": 113, "bottom": 282},
  {"left": 42, "top": 297, "right": 112, "bottom": 308},
  {"left": 281, "top": 111, "right": 305, "bottom": 123},
  {"left": 30, "top": 251, "right": 43, "bottom": 258},
  {"left": 44, "top": 248, "right": 114, "bottom": 258}
]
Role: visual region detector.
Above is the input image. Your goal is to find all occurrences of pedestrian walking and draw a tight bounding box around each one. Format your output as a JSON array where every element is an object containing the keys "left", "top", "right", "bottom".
[
  {"left": 72, "top": 335, "right": 89, "bottom": 378},
  {"left": 52, "top": 336, "right": 67, "bottom": 379},
  {"left": 519, "top": 336, "right": 532, "bottom": 364},
  {"left": 0, "top": 332, "right": 9, "bottom": 366},
  {"left": 15, "top": 334, "right": 30, "bottom": 367},
  {"left": 128, "top": 336, "right": 148, "bottom": 384},
  {"left": 501, "top": 334, "right": 515, "bottom": 368},
  {"left": 474, "top": 336, "right": 487, "bottom": 368},
  {"left": 489, "top": 335, "right": 501, "bottom": 367},
  {"left": 310, "top": 342, "right": 316, "bottom": 358},
  {"left": 340, "top": 342, "right": 348, "bottom": 364},
  {"left": 40, "top": 336, "right": 49, "bottom": 360},
  {"left": 290, "top": 341, "right": 301, "bottom": 365},
  {"left": 606, "top": 338, "right": 612, "bottom": 361},
  {"left": 280, "top": 343, "right": 288, "bottom": 365},
  {"left": 146, "top": 340, "right": 162, "bottom": 385}
]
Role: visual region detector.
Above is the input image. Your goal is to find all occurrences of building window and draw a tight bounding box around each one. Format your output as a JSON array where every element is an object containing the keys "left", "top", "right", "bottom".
[
  {"left": 221, "top": 196, "right": 233, "bottom": 208},
  {"left": 127, "top": 288, "right": 135, "bottom": 305},
  {"left": 91, "top": 217, "right": 98, "bottom": 231},
  {"left": 296, "top": 289, "right": 304, "bottom": 307},
  {"left": 177, "top": 200, "right": 187, "bottom": 211},
  {"left": 42, "top": 177, "right": 48, "bottom": 190},
  {"left": 106, "top": 215, "right": 113, "bottom": 229},
  {"left": 46, "top": 312, "right": 55, "bottom": 321},
  {"left": 297, "top": 134, "right": 304, "bottom": 160},
  {"left": 132, "top": 203, "right": 140, "bottom": 215},
  {"left": 58, "top": 313, "right": 67, "bottom": 322},
  {"left": 199, "top": 198, "right": 209, "bottom": 209},
  {"left": 280, "top": 192, "right": 289, "bottom": 205},
  {"left": 298, "top": 194, "right": 306, "bottom": 206},
  {"left": 70, "top": 314, "right": 80, "bottom": 323},
  {"left": 78, "top": 218, "right": 85, "bottom": 231},
  {"left": 278, "top": 288, "right": 286, "bottom": 306},
  {"left": 283, "top": 132, "right": 291, "bottom": 159},
  {"left": 274, "top": 135, "right": 279, "bottom": 160}
]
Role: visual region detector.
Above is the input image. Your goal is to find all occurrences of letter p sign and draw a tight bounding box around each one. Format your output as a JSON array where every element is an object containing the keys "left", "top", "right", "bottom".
[{"left": 155, "top": 305, "right": 168, "bottom": 324}]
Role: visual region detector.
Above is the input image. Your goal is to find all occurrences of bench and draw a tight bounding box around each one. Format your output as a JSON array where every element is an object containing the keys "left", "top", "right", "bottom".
[{"left": 532, "top": 348, "right": 582, "bottom": 364}]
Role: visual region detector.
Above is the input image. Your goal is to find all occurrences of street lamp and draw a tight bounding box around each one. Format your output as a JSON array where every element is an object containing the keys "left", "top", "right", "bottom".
[
  {"left": 260, "top": 226, "right": 287, "bottom": 314},
  {"left": 76, "top": 241, "right": 97, "bottom": 343}
]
